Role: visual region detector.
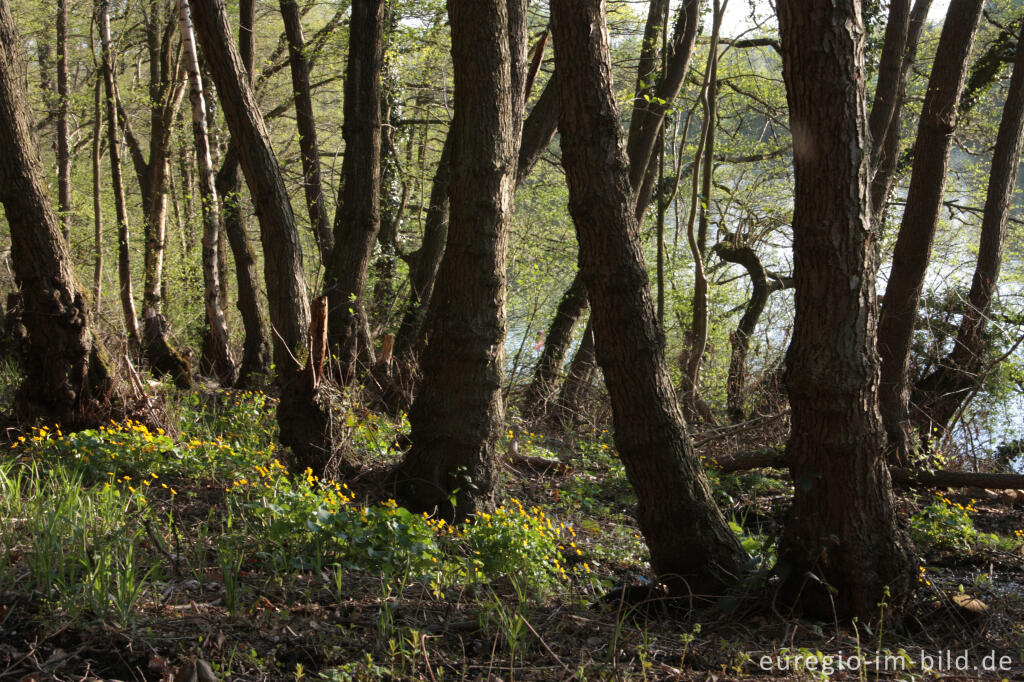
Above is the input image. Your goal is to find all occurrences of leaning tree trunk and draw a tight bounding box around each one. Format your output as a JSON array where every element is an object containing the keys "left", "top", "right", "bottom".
[
  {"left": 521, "top": 272, "right": 588, "bottom": 420},
  {"left": 192, "top": 0, "right": 330, "bottom": 473},
  {"left": 279, "top": 0, "right": 332, "bottom": 264},
  {"left": 877, "top": 0, "right": 984, "bottom": 462},
  {"left": 0, "top": 0, "right": 117, "bottom": 426},
  {"left": 912, "top": 26, "right": 1024, "bottom": 436},
  {"left": 97, "top": 0, "right": 141, "bottom": 348},
  {"left": 179, "top": 0, "right": 236, "bottom": 386},
  {"left": 393, "top": 0, "right": 527, "bottom": 519},
  {"left": 775, "top": 0, "right": 916, "bottom": 621},
  {"left": 214, "top": 0, "right": 270, "bottom": 388},
  {"left": 324, "top": 0, "right": 385, "bottom": 382},
  {"left": 554, "top": 316, "right": 597, "bottom": 425},
  {"left": 551, "top": 0, "right": 746, "bottom": 597}
]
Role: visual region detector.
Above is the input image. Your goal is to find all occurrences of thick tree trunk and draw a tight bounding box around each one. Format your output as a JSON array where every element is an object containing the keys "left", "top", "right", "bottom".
[
  {"left": 877, "top": 0, "right": 984, "bottom": 462},
  {"left": 97, "top": 0, "right": 141, "bottom": 348},
  {"left": 776, "top": 0, "right": 916, "bottom": 621},
  {"left": 191, "top": 0, "right": 330, "bottom": 472},
  {"left": 551, "top": 0, "right": 746, "bottom": 597},
  {"left": 324, "top": 0, "right": 385, "bottom": 382},
  {"left": 0, "top": 0, "right": 117, "bottom": 426},
  {"left": 179, "top": 0, "right": 236, "bottom": 386},
  {"left": 279, "top": 0, "right": 332, "bottom": 264},
  {"left": 521, "top": 273, "right": 588, "bottom": 420},
  {"left": 912, "top": 27, "right": 1024, "bottom": 437},
  {"left": 394, "top": 0, "right": 527, "bottom": 518}
]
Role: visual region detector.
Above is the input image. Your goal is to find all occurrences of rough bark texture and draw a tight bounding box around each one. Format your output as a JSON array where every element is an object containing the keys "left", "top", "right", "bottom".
[
  {"left": 0, "top": 0, "right": 116, "bottom": 426},
  {"left": 776, "top": 0, "right": 916, "bottom": 620},
  {"left": 179, "top": 0, "right": 236, "bottom": 386},
  {"left": 877, "top": 0, "right": 984, "bottom": 462},
  {"left": 56, "top": 0, "right": 71, "bottom": 242},
  {"left": 554, "top": 316, "right": 597, "bottom": 425},
  {"left": 521, "top": 272, "right": 588, "bottom": 420},
  {"left": 91, "top": 73, "right": 103, "bottom": 310},
  {"left": 551, "top": 0, "right": 746, "bottom": 597},
  {"left": 97, "top": 0, "right": 141, "bottom": 347},
  {"left": 912, "top": 27, "right": 1024, "bottom": 437},
  {"left": 394, "top": 0, "right": 527, "bottom": 518},
  {"left": 324, "top": 0, "right": 385, "bottom": 382},
  {"left": 279, "top": 0, "right": 333, "bottom": 264},
  {"left": 191, "top": 0, "right": 330, "bottom": 472}
]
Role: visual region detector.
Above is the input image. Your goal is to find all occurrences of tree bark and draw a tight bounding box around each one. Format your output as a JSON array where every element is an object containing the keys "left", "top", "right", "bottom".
[
  {"left": 877, "top": 0, "right": 984, "bottom": 463},
  {"left": 551, "top": 0, "right": 746, "bottom": 596},
  {"left": 776, "top": 0, "right": 916, "bottom": 620},
  {"left": 97, "top": 0, "right": 141, "bottom": 348},
  {"left": 56, "top": 0, "right": 71, "bottom": 243},
  {"left": 179, "top": 0, "right": 236, "bottom": 386},
  {"left": 91, "top": 66, "right": 103, "bottom": 311},
  {"left": 912, "top": 26, "right": 1024, "bottom": 437},
  {"left": 393, "top": 0, "right": 527, "bottom": 518},
  {"left": 554, "top": 317, "right": 597, "bottom": 425},
  {"left": 279, "top": 0, "right": 332, "bottom": 264},
  {"left": 324, "top": 0, "right": 385, "bottom": 382},
  {"left": 521, "top": 272, "right": 588, "bottom": 420},
  {"left": 0, "top": 0, "right": 117, "bottom": 426},
  {"left": 191, "top": 0, "right": 330, "bottom": 472}
]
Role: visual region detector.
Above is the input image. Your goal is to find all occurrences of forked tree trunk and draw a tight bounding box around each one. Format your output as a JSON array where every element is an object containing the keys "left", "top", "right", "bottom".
[
  {"left": 776, "top": 0, "right": 916, "bottom": 620},
  {"left": 324, "top": 0, "right": 385, "bottom": 382},
  {"left": 214, "top": 0, "right": 270, "bottom": 387},
  {"left": 393, "top": 0, "right": 527, "bottom": 518},
  {"left": 97, "top": 0, "right": 141, "bottom": 348},
  {"left": 192, "top": 0, "right": 330, "bottom": 472},
  {"left": 912, "top": 27, "right": 1024, "bottom": 437},
  {"left": 876, "top": 0, "right": 984, "bottom": 462},
  {"left": 179, "top": 0, "right": 236, "bottom": 386},
  {"left": 0, "top": 0, "right": 117, "bottom": 425},
  {"left": 551, "top": 0, "right": 746, "bottom": 596}
]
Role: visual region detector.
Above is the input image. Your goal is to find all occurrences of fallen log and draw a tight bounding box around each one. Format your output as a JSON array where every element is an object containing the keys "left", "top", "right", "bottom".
[{"left": 713, "top": 449, "right": 1024, "bottom": 490}]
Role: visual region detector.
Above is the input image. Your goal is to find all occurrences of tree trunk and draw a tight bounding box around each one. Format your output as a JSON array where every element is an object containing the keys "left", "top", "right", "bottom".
[
  {"left": 521, "top": 272, "right": 588, "bottom": 420},
  {"left": 279, "top": 0, "right": 332, "bottom": 264},
  {"left": 213, "top": 0, "right": 270, "bottom": 388},
  {"left": 912, "top": 26, "right": 1024, "bottom": 437},
  {"left": 776, "top": 0, "right": 916, "bottom": 621},
  {"left": 191, "top": 0, "right": 330, "bottom": 472},
  {"left": 179, "top": 0, "right": 236, "bottom": 386},
  {"left": 56, "top": 0, "right": 71, "bottom": 243},
  {"left": 91, "top": 69, "right": 103, "bottom": 311},
  {"left": 877, "top": 0, "right": 984, "bottom": 463},
  {"left": 393, "top": 0, "right": 527, "bottom": 519},
  {"left": 551, "top": 0, "right": 746, "bottom": 596},
  {"left": 324, "top": 0, "right": 385, "bottom": 382},
  {"left": 0, "top": 0, "right": 117, "bottom": 426},
  {"left": 712, "top": 238, "right": 791, "bottom": 422},
  {"left": 97, "top": 0, "right": 141, "bottom": 348},
  {"left": 554, "top": 316, "right": 597, "bottom": 425}
]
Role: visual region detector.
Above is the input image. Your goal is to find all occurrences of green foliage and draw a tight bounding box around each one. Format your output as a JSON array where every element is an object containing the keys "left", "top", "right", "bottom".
[{"left": 909, "top": 495, "right": 999, "bottom": 550}]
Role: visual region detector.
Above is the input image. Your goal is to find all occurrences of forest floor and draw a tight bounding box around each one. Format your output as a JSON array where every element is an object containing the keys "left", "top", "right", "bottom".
[{"left": 0, "top": 372, "right": 1023, "bottom": 681}]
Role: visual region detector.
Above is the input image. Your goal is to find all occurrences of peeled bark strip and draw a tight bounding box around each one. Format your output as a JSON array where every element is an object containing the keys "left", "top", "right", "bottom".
[
  {"left": 877, "top": 0, "right": 984, "bottom": 461},
  {"left": 0, "top": 0, "right": 116, "bottom": 425},
  {"left": 179, "top": 0, "right": 236, "bottom": 386},
  {"left": 191, "top": 0, "right": 330, "bottom": 472},
  {"left": 551, "top": 0, "right": 746, "bottom": 596},
  {"left": 776, "top": 0, "right": 915, "bottom": 620},
  {"left": 912, "top": 26, "right": 1024, "bottom": 437},
  {"left": 324, "top": 0, "right": 385, "bottom": 382},
  {"left": 394, "top": 0, "right": 527, "bottom": 518}
]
